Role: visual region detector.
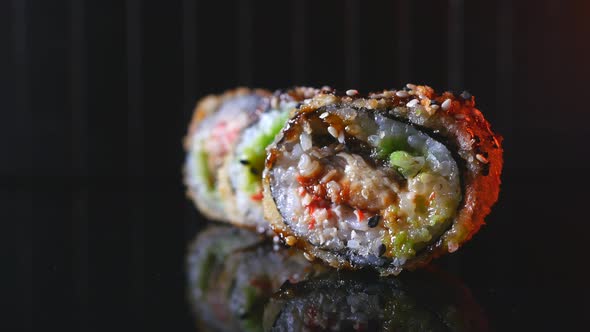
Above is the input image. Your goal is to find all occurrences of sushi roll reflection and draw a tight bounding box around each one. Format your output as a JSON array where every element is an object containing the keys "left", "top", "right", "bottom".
[
  {"left": 263, "top": 85, "right": 503, "bottom": 274},
  {"left": 186, "top": 226, "right": 262, "bottom": 331},
  {"left": 187, "top": 225, "right": 326, "bottom": 332},
  {"left": 220, "top": 87, "right": 321, "bottom": 232},
  {"left": 264, "top": 269, "right": 489, "bottom": 332},
  {"left": 184, "top": 88, "right": 270, "bottom": 222}
]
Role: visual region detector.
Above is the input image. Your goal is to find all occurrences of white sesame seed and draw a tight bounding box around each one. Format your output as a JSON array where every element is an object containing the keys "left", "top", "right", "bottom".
[
  {"left": 303, "top": 252, "right": 315, "bottom": 261},
  {"left": 441, "top": 99, "right": 452, "bottom": 110},
  {"left": 346, "top": 89, "right": 358, "bottom": 96},
  {"left": 327, "top": 126, "right": 339, "bottom": 138},
  {"left": 300, "top": 132, "right": 312, "bottom": 151},
  {"left": 319, "top": 112, "right": 329, "bottom": 119},
  {"left": 406, "top": 83, "right": 416, "bottom": 90},
  {"left": 454, "top": 113, "right": 465, "bottom": 120},
  {"left": 430, "top": 104, "right": 440, "bottom": 110},
  {"left": 476, "top": 154, "right": 489, "bottom": 164},
  {"left": 338, "top": 131, "right": 345, "bottom": 144},
  {"left": 406, "top": 99, "right": 419, "bottom": 107},
  {"left": 285, "top": 236, "right": 297, "bottom": 246},
  {"left": 395, "top": 90, "right": 409, "bottom": 98}
]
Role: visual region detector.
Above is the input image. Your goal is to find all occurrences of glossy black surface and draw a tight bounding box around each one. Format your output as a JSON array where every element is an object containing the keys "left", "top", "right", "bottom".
[{"left": 4, "top": 0, "right": 589, "bottom": 331}]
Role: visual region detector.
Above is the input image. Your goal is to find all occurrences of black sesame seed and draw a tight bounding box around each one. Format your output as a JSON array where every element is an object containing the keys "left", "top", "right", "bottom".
[
  {"left": 249, "top": 167, "right": 259, "bottom": 175},
  {"left": 460, "top": 90, "right": 472, "bottom": 100},
  {"left": 378, "top": 244, "right": 387, "bottom": 257},
  {"left": 239, "top": 159, "right": 250, "bottom": 165},
  {"left": 430, "top": 99, "right": 438, "bottom": 105},
  {"left": 368, "top": 215, "right": 380, "bottom": 228}
]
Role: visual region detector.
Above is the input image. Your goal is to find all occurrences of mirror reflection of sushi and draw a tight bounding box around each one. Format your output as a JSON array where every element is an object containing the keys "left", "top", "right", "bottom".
[
  {"left": 263, "top": 269, "right": 489, "bottom": 332},
  {"left": 186, "top": 225, "right": 326, "bottom": 332},
  {"left": 262, "top": 85, "right": 503, "bottom": 275},
  {"left": 219, "top": 87, "right": 321, "bottom": 233},
  {"left": 184, "top": 88, "right": 271, "bottom": 222}
]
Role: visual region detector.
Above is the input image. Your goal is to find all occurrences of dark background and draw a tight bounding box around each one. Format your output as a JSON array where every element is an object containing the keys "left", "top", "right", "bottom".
[{"left": 3, "top": 0, "right": 590, "bottom": 331}]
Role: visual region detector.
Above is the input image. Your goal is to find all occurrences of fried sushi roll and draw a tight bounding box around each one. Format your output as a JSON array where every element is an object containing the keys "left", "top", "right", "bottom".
[
  {"left": 263, "top": 85, "right": 503, "bottom": 275},
  {"left": 220, "top": 87, "right": 320, "bottom": 232},
  {"left": 184, "top": 88, "right": 270, "bottom": 222}
]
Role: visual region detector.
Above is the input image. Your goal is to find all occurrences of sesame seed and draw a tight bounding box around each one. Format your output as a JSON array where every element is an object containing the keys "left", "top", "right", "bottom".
[
  {"left": 441, "top": 98, "right": 452, "bottom": 110},
  {"left": 239, "top": 159, "right": 250, "bottom": 165},
  {"left": 454, "top": 113, "right": 465, "bottom": 120},
  {"left": 338, "top": 131, "right": 345, "bottom": 144},
  {"left": 430, "top": 104, "right": 440, "bottom": 110},
  {"left": 406, "top": 99, "right": 419, "bottom": 107},
  {"left": 319, "top": 112, "right": 329, "bottom": 119},
  {"left": 327, "top": 126, "right": 339, "bottom": 138},
  {"left": 285, "top": 236, "right": 297, "bottom": 246},
  {"left": 303, "top": 252, "right": 315, "bottom": 262},
  {"left": 346, "top": 89, "right": 358, "bottom": 96},
  {"left": 476, "top": 153, "right": 489, "bottom": 164},
  {"left": 406, "top": 83, "right": 416, "bottom": 90},
  {"left": 368, "top": 215, "right": 380, "bottom": 228},
  {"left": 395, "top": 90, "right": 409, "bottom": 98},
  {"left": 378, "top": 244, "right": 387, "bottom": 257}
]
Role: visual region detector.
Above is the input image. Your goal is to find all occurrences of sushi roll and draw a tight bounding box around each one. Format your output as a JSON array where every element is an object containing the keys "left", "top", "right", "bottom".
[
  {"left": 263, "top": 269, "right": 489, "bottom": 332},
  {"left": 187, "top": 225, "right": 326, "bottom": 332},
  {"left": 220, "top": 87, "right": 321, "bottom": 232},
  {"left": 262, "top": 85, "right": 503, "bottom": 275},
  {"left": 184, "top": 88, "right": 270, "bottom": 222}
]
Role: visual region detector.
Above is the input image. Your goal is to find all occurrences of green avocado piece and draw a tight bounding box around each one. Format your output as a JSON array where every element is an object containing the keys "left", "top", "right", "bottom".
[
  {"left": 377, "top": 136, "right": 411, "bottom": 159},
  {"left": 241, "top": 111, "right": 289, "bottom": 193},
  {"left": 389, "top": 151, "right": 425, "bottom": 178},
  {"left": 196, "top": 149, "right": 215, "bottom": 191}
]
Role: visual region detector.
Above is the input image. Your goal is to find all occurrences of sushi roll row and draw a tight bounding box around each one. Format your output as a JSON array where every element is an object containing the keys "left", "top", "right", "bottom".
[{"left": 185, "top": 84, "right": 503, "bottom": 275}]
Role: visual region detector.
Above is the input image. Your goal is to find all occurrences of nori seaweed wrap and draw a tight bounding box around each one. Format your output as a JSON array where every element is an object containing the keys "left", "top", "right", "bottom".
[{"left": 262, "top": 85, "right": 503, "bottom": 275}]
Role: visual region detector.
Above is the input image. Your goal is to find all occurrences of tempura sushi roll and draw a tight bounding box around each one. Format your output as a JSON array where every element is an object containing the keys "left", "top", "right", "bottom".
[
  {"left": 184, "top": 88, "right": 270, "bottom": 222},
  {"left": 263, "top": 269, "right": 489, "bottom": 331},
  {"left": 220, "top": 87, "right": 320, "bottom": 232},
  {"left": 263, "top": 85, "right": 503, "bottom": 275}
]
